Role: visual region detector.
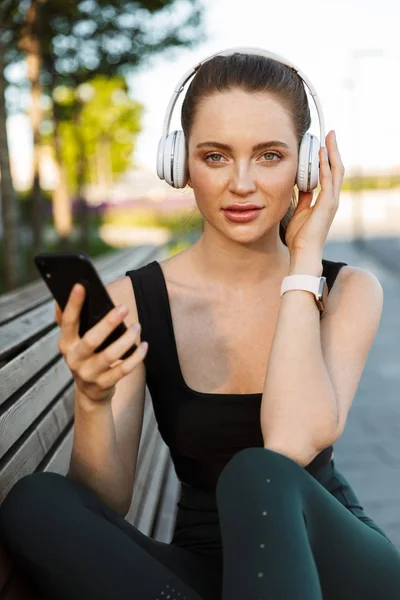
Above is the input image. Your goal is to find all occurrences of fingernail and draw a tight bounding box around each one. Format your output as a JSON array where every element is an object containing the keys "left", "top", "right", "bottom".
[
  {"left": 131, "top": 323, "right": 141, "bottom": 334},
  {"left": 117, "top": 305, "right": 128, "bottom": 315}
]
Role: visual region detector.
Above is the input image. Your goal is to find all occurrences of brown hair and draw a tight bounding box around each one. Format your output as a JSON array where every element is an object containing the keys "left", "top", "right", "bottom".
[{"left": 181, "top": 52, "right": 311, "bottom": 245}]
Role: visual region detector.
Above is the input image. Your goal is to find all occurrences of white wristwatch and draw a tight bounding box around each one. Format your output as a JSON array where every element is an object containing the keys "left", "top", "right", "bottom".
[{"left": 280, "top": 275, "right": 328, "bottom": 315}]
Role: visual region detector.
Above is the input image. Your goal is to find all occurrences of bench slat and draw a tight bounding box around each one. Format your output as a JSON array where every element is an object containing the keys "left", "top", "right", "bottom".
[
  {"left": 41, "top": 428, "right": 73, "bottom": 476},
  {"left": 0, "top": 303, "right": 57, "bottom": 363},
  {"left": 0, "top": 387, "right": 74, "bottom": 504},
  {"left": 0, "top": 332, "right": 59, "bottom": 407},
  {"left": 0, "top": 358, "right": 71, "bottom": 461}
]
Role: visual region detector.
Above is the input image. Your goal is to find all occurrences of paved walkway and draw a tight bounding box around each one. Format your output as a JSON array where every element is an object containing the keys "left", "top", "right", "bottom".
[{"left": 324, "top": 236, "right": 400, "bottom": 550}]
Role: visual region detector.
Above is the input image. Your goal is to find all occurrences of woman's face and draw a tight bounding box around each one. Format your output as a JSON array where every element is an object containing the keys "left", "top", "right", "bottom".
[{"left": 187, "top": 89, "right": 299, "bottom": 244}]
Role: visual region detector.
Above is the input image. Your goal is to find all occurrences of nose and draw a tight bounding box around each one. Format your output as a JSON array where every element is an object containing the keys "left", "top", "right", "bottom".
[{"left": 228, "top": 163, "right": 257, "bottom": 196}]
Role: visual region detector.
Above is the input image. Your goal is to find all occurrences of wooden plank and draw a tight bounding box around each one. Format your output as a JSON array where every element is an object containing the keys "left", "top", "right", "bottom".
[
  {"left": 0, "top": 358, "right": 71, "bottom": 460},
  {"left": 0, "top": 387, "right": 74, "bottom": 504},
  {"left": 152, "top": 459, "right": 180, "bottom": 544},
  {"left": 0, "top": 303, "right": 54, "bottom": 363},
  {"left": 41, "top": 429, "right": 73, "bottom": 475},
  {"left": 0, "top": 331, "right": 59, "bottom": 407}
]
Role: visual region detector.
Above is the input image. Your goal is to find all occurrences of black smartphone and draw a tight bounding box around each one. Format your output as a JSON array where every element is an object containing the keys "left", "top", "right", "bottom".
[{"left": 34, "top": 252, "right": 137, "bottom": 360}]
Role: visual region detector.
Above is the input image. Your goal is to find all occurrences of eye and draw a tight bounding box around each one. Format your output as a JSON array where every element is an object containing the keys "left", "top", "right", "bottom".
[
  {"left": 204, "top": 152, "right": 225, "bottom": 163},
  {"left": 261, "top": 152, "right": 281, "bottom": 162}
]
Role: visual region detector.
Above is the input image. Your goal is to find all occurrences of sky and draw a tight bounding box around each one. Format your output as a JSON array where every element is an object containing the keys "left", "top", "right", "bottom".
[{"left": 7, "top": 0, "right": 400, "bottom": 187}]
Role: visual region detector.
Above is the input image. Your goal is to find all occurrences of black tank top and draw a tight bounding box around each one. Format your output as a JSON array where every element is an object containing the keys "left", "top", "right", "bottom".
[{"left": 125, "top": 258, "right": 348, "bottom": 494}]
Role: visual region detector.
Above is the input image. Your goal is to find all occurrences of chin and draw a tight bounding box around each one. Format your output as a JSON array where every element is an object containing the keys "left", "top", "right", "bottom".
[{"left": 221, "top": 224, "right": 271, "bottom": 246}]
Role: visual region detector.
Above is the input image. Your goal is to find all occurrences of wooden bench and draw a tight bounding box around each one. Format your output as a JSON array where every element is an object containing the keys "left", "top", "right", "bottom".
[{"left": 0, "top": 244, "right": 180, "bottom": 599}]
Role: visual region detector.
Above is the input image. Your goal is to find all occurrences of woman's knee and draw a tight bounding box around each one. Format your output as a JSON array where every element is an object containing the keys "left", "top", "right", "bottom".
[
  {"left": 215, "top": 447, "right": 308, "bottom": 513},
  {"left": 217, "top": 446, "right": 301, "bottom": 488}
]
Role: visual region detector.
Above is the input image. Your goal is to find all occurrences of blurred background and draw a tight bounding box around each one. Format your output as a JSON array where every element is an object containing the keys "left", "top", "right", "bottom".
[{"left": 1, "top": 0, "right": 400, "bottom": 548}]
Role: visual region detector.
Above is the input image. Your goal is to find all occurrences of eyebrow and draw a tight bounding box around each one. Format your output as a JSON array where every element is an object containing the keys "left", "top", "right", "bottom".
[{"left": 195, "top": 140, "right": 290, "bottom": 151}]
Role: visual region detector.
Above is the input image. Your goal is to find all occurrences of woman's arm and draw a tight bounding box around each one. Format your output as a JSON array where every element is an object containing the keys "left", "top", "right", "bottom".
[{"left": 260, "top": 254, "right": 383, "bottom": 468}]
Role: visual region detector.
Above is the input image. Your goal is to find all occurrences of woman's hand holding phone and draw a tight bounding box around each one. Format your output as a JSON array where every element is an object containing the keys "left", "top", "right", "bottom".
[{"left": 55, "top": 282, "right": 148, "bottom": 404}]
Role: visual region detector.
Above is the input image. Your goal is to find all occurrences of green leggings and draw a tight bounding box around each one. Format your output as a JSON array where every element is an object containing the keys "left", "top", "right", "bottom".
[
  {"left": 1, "top": 447, "right": 399, "bottom": 599},
  {"left": 216, "top": 447, "right": 400, "bottom": 599}
]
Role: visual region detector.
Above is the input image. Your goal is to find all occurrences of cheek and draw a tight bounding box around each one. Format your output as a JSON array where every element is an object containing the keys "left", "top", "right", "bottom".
[
  {"left": 188, "top": 158, "right": 226, "bottom": 195},
  {"left": 259, "top": 161, "right": 297, "bottom": 195}
]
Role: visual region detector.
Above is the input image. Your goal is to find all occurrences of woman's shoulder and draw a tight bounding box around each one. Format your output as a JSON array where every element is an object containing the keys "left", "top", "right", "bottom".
[
  {"left": 322, "top": 258, "right": 381, "bottom": 288},
  {"left": 322, "top": 259, "right": 383, "bottom": 320}
]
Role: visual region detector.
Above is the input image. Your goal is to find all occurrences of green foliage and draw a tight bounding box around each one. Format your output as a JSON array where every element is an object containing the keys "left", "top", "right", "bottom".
[
  {"left": 24, "top": 0, "right": 205, "bottom": 90},
  {"left": 43, "top": 75, "right": 143, "bottom": 192}
]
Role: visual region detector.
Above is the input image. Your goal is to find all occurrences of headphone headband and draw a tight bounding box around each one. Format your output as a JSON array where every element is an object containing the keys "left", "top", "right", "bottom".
[{"left": 161, "top": 46, "right": 326, "bottom": 148}]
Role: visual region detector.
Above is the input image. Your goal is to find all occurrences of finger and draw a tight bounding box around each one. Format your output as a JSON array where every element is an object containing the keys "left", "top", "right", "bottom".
[
  {"left": 329, "top": 131, "right": 345, "bottom": 199},
  {"left": 296, "top": 191, "right": 313, "bottom": 211},
  {"left": 318, "top": 141, "right": 333, "bottom": 198},
  {"left": 79, "top": 320, "right": 142, "bottom": 380},
  {"left": 70, "top": 303, "right": 129, "bottom": 365},
  {"left": 60, "top": 283, "right": 86, "bottom": 344},
  {"left": 96, "top": 341, "right": 148, "bottom": 390}
]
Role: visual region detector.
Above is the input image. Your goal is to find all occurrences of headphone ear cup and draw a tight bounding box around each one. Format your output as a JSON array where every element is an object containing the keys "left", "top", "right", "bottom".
[
  {"left": 161, "top": 130, "right": 188, "bottom": 188},
  {"left": 297, "top": 133, "right": 320, "bottom": 192},
  {"left": 173, "top": 130, "right": 187, "bottom": 188},
  {"left": 162, "top": 131, "right": 178, "bottom": 187},
  {"left": 156, "top": 136, "right": 166, "bottom": 180}
]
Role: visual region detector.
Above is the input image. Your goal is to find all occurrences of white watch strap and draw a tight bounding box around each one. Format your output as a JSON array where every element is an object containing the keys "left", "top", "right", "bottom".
[{"left": 280, "top": 274, "right": 321, "bottom": 297}]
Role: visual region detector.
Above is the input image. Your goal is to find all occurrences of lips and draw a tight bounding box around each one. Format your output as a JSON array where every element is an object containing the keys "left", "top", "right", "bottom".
[{"left": 223, "top": 204, "right": 262, "bottom": 212}]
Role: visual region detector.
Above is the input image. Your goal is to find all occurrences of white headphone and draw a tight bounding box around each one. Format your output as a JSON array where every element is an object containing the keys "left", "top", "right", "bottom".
[{"left": 156, "top": 46, "right": 326, "bottom": 192}]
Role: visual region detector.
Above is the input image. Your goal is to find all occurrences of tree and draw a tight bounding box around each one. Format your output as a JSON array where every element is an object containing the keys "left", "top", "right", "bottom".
[
  {"left": 0, "top": 0, "right": 205, "bottom": 288},
  {"left": 27, "top": 0, "right": 205, "bottom": 255},
  {"left": 18, "top": 0, "right": 48, "bottom": 263},
  {"left": 0, "top": 0, "right": 24, "bottom": 291},
  {"left": 44, "top": 76, "right": 143, "bottom": 253}
]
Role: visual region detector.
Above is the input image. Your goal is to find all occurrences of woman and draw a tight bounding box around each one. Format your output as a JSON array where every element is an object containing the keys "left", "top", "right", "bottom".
[{"left": 1, "top": 49, "right": 400, "bottom": 600}]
